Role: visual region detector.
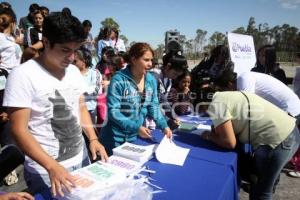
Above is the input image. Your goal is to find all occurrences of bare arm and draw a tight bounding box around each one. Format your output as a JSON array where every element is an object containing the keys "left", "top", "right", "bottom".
[
  {"left": 31, "top": 41, "right": 44, "bottom": 50},
  {"left": 202, "top": 120, "right": 237, "bottom": 149},
  {"left": 8, "top": 107, "right": 76, "bottom": 197},
  {"left": 79, "top": 95, "right": 108, "bottom": 161}
]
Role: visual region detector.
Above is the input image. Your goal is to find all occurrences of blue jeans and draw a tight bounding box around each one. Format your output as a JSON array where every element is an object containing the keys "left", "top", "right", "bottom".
[
  {"left": 24, "top": 155, "right": 90, "bottom": 196},
  {"left": 250, "top": 126, "right": 300, "bottom": 200}
]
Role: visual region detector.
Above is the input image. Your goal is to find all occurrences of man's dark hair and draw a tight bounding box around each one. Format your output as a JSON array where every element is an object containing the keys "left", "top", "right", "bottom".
[
  {"left": 39, "top": 6, "right": 49, "bottom": 13},
  {"left": 163, "top": 52, "right": 188, "bottom": 72},
  {"left": 42, "top": 10, "right": 87, "bottom": 47},
  {"left": 214, "top": 69, "right": 237, "bottom": 89},
  {"left": 0, "top": 2, "right": 11, "bottom": 9},
  {"left": 29, "top": 3, "right": 39, "bottom": 13},
  {"left": 62, "top": 7, "right": 71, "bottom": 15},
  {"left": 82, "top": 20, "right": 92, "bottom": 28}
]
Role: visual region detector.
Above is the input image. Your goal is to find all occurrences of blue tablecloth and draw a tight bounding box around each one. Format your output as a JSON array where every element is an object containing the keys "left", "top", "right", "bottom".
[
  {"left": 35, "top": 118, "right": 239, "bottom": 200},
  {"left": 137, "top": 129, "right": 239, "bottom": 200}
]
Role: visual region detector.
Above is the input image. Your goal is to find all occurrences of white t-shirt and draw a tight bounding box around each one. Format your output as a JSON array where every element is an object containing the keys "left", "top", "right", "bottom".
[
  {"left": 111, "top": 38, "right": 126, "bottom": 52},
  {"left": 3, "top": 60, "right": 88, "bottom": 174},
  {"left": 0, "top": 33, "right": 22, "bottom": 73},
  {"left": 237, "top": 71, "right": 300, "bottom": 117}
]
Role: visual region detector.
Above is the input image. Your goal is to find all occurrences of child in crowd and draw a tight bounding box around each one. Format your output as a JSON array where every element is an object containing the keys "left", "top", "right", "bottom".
[
  {"left": 74, "top": 47, "right": 102, "bottom": 123},
  {"left": 167, "top": 70, "right": 194, "bottom": 117},
  {"left": 96, "top": 55, "right": 119, "bottom": 129}
]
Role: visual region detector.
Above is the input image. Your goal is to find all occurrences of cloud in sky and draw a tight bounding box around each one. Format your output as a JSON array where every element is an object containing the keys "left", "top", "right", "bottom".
[{"left": 278, "top": 0, "right": 300, "bottom": 9}]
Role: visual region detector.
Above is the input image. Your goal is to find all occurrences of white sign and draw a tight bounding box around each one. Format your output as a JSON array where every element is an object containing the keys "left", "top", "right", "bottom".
[{"left": 227, "top": 32, "right": 256, "bottom": 75}]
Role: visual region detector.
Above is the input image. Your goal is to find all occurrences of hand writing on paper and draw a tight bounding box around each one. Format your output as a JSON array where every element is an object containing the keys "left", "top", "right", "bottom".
[
  {"left": 138, "top": 126, "right": 152, "bottom": 139},
  {"left": 89, "top": 140, "right": 108, "bottom": 162},
  {"left": 47, "top": 162, "right": 76, "bottom": 197},
  {"left": 163, "top": 127, "right": 173, "bottom": 140}
]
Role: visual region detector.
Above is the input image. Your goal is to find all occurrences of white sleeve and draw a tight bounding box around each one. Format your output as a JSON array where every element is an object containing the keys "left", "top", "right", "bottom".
[
  {"left": 117, "top": 39, "right": 126, "bottom": 52},
  {"left": 3, "top": 67, "right": 34, "bottom": 108},
  {"left": 237, "top": 73, "right": 256, "bottom": 92}
]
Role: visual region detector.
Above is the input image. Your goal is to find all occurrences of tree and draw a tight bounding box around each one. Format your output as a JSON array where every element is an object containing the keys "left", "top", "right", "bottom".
[
  {"left": 154, "top": 44, "right": 165, "bottom": 59},
  {"left": 100, "top": 17, "right": 119, "bottom": 30},
  {"left": 194, "top": 29, "right": 207, "bottom": 53},
  {"left": 179, "top": 34, "right": 186, "bottom": 53},
  {"left": 185, "top": 39, "right": 194, "bottom": 59},
  {"left": 209, "top": 31, "right": 226, "bottom": 46},
  {"left": 129, "top": 41, "right": 136, "bottom": 47},
  {"left": 233, "top": 27, "right": 246, "bottom": 34},
  {"left": 246, "top": 17, "right": 256, "bottom": 35},
  {"left": 119, "top": 34, "right": 128, "bottom": 46}
]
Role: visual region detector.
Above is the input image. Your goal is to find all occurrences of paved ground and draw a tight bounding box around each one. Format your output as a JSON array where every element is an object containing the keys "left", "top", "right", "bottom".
[{"left": 240, "top": 170, "right": 300, "bottom": 200}]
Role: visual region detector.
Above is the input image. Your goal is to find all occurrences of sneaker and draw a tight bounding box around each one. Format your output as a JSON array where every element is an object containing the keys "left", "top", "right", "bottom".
[
  {"left": 3, "top": 170, "right": 19, "bottom": 185},
  {"left": 283, "top": 162, "right": 295, "bottom": 172},
  {"left": 288, "top": 171, "right": 300, "bottom": 178}
]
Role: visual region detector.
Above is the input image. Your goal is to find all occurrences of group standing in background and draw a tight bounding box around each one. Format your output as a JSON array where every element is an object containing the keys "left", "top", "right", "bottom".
[{"left": 1, "top": 2, "right": 300, "bottom": 200}]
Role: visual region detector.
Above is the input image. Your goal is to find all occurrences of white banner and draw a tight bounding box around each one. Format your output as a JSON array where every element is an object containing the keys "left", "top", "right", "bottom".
[{"left": 227, "top": 32, "right": 256, "bottom": 75}]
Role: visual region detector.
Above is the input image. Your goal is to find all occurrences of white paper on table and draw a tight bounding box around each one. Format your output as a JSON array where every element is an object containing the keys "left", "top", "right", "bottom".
[{"left": 155, "top": 136, "right": 190, "bottom": 166}]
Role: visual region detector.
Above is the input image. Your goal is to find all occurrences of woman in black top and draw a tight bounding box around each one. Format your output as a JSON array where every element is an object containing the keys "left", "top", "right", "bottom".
[
  {"left": 251, "top": 45, "right": 287, "bottom": 84},
  {"left": 27, "top": 10, "right": 44, "bottom": 51}
]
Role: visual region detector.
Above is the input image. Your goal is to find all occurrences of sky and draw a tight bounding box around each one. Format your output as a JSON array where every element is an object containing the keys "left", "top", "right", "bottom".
[{"left": 5, "top": 0, "right": 300, "bottom": 48}]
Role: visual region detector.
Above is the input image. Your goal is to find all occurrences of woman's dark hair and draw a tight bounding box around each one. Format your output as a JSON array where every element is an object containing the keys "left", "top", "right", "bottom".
[
  {"left": 33, "top": 10, "right": 44, "bottom": 18},
  {"left": 0, "top": 7, "right": 16, "bottom": 32},
  {"left": 0, "top": 2, "right": 11, "bottom": 9},
  {"left": 172, "top": 69, "right": 191, "bottom": 89},
  {"left": 39, "top": 6, "right": 49, "bottom": 16},
  {"left": 101, "top": 46, "right": 115, "bottom": 60},
  {"left": 82, "top": 20, "right": 92, "bottom": 28},
  {"left": 61, "top": 7, "right": 71, "bottom": 15},
  {"left": 29, "top": 3, "right": 40, "bottom": 13},
  {"left": 76, "top": 47, "right": 93, "bottom": 68},
  {"left": 178, "top": 70, "right": 191, "bottom": 80},
  {"left": 264, "top": 46, "right": 277, "bottom": 74},
  {"left": 111, "top": 27, "right": 119, "bottom": 48},
  {"left": 256, "top": 44, "right": 272, "bottom": 64},
  {"left": 162, "top": 51, "right": 188, "bottom": 72},
  {"left": 205, "top": 45, "right": 229, "bottom": 67},
  {"left": 96, "top": 27, "right": 112, "bottom": 42},
  {"left": 96, "top": 46, "right": 116, "bottom": 70},
  {"left": 42, "top": 11, "right": 87, "bottom": 47}
]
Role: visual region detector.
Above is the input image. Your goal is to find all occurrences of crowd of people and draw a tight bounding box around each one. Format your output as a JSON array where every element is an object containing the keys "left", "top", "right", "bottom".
[{"left": 1, "top": 2, "right": 300, "bottom": 200}]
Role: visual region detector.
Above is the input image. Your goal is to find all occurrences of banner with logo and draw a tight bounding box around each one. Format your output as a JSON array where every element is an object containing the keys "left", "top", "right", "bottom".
[{"left": 227, "top": 32, "right": 256, "bottom": 75}]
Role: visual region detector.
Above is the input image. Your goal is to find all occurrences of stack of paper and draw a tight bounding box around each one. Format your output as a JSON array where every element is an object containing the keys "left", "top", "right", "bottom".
[
  {"left": 60, "top": 162, "right": 126, "bottom": 200},
  {"left": 177, "top": 115, "right": 212, "bottom": 135},
  {"left": 155, "top": 136, "right": 190, "bottom": 166},
  {"left": 112, "top": 142, "right": 156, "bottom": 165},
  {"left": 106, "top": 155, "right": 143, "bottom": 175}
]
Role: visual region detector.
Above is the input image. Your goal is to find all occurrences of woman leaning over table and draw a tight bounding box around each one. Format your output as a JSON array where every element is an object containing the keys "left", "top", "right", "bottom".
[
  {"left": 99, "top": 42, "right": 172, "bottom": 155},
  {"left": 201, "top": 91, "right": 300, "bottom": 200}
]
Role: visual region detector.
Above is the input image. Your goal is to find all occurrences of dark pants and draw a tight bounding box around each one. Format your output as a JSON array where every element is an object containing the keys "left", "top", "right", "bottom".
[
  {"left": 250, "top": 127, "right": 300, "bottom": 200},
  {"left": 0, "top": 145, "right": 24, "bottom": 180}
]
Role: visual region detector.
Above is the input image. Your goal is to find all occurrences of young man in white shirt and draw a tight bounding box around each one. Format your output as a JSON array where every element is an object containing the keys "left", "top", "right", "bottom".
[
  {"left": 3, "top": 10, "right": 108, "bottom": 197},
  {"left": 215, "top": 70, "right": 300, "bottom": 120}
]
